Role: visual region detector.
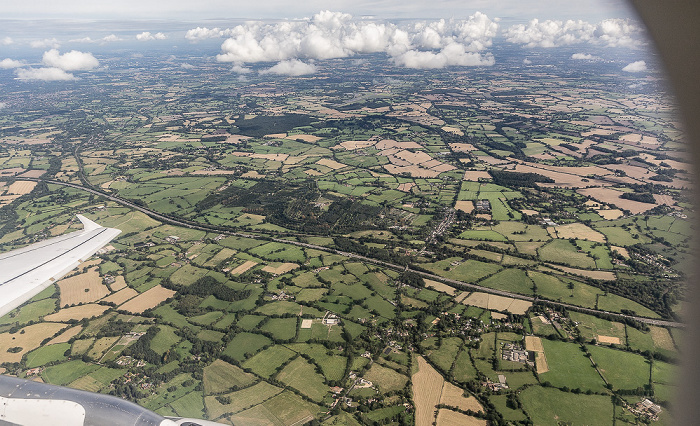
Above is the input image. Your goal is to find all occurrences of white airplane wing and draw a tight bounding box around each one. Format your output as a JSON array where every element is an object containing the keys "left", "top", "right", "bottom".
[{"left": 0, "top": 215, "right": 121, "bottom": 318}]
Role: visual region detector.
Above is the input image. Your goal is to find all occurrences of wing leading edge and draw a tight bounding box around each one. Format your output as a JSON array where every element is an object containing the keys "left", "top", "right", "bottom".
[{"left": 0, "top": 215, "right": 121, "bottom": 318}]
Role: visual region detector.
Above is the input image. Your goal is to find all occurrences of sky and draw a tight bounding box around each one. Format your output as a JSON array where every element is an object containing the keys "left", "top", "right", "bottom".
[
  {"left": 0, "top": 1, "right": 654, "bottom": 80},
  {"left": 3, "top": 0, "right": 635, "bottom": 22}
]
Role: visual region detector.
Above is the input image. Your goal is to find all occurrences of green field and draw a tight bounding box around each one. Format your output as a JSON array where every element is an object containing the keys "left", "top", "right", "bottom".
[
  {"left": 222, "top": 332, "right": 272, "bottom": 361},
  {"left": 588, "top": 345, "right": 650, "bottom": 391},
  {"left": 203, "top": 360, "right": 256, "bottom": 394},
  {"left": 521, "top": 386, "right": 613, "bottom": 425},
  {"left": 276, "top": 357, "right": 328, "bottom": 402},
  {"left": 538, "top": 340, "right": 607, "bottom": 392},
  {"left": 25, "top": 343, "right": 70, "bottom": 368},
  {"left": 242, "top": 345, "right": 296, "bottom": 378},
  {"left": 363, "top": 363, "right": 408, "bottom": 393}
]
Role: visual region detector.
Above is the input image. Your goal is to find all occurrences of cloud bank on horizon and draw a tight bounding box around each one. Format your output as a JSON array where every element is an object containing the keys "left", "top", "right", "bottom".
[
  {"left": 180, "top": 11, "right": 647, "bottom": 75},
  {"left": 1, "top": 11, "right": 650, "bottom": 79}
]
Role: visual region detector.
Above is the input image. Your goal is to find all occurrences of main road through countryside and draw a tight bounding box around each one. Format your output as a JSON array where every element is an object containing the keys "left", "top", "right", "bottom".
[{"left": 25, "top": 177, "right": 684, "bottom": 328}]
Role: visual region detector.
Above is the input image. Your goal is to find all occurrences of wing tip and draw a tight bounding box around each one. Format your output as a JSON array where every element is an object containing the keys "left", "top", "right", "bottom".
[{"left": 76, "top": 214, "right": 102, "bottom": 232}]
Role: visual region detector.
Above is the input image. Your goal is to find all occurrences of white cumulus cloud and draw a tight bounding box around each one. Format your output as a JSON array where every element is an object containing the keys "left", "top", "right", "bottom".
[
  {"left": 211, "top": 11, "right": 498, "bottom": 70},
  {"left": 42, "top": 49, "right": 99, "bottom": 71},
  {"left": 0, "top": 58, "right": 24, "bottom": 69},
  {"left": 504, "top": 18, "right": 643, "bottom": 48},
  {"left": 15, "top": 67, "right": 75, "bottom": 81},
  {"left": 1, "top": 37, "right": 13, "bottom": 46},
  {"left": 30, "top": 38, "right": 60, "bottom": 49},
  {"left": 136, "top": 32, "right": 167, "bottom": 41},
  {"left": 185, "top": 27, "right": 228, "bottom": 41},
  {"left": 571, "top": 53, "right": 594, "bottom": 60},
  {"left": 622, "top": 60, "right": 647, "bottom": 72},
  {"left": 260, "top": 59, "right": 317, "bottom": 76}
]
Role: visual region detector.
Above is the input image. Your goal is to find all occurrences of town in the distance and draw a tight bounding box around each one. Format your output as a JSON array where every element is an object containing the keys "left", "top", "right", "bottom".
[{"left": 0, "top": 11, "right": 689, "bottom": 426}]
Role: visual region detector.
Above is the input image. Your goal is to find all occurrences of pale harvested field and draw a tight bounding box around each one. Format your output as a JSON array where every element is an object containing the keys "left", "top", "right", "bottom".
[
  {"left": 525, "top": 336, "right": 549, "bottom": 373},
  {"left": 261, "top": 262, "right": 299, "bottom": 275},
  {"left": 521, "top": 209, "right": 539, "bottom": 216},
  {"left": 436, "top": 409, "right": 487, "bottom": 426},
  {"left": 462, "top": 292, "right": 488, "bottom": 308},
  {"left": 241, "top": 171, "right": 265, "bottom": 179},
  {"left": 454, "top": 200, "right": 474, "bottom": 213},
  {"left": 45, "top": 304, "right": 109, "bottom": 322},
  {"left": 413, "top": 356, "right": 444, "bottom": 426},
  {"left": 578, "top": 187, "right": 655, "bottom": 214},
  {"left": 47, "top": 325, "right": 83, "bottom": 345},
  {"left": 286, "top": 134, "right": 320, "bottom": 142},
  {"left": 119, "top": 285, "right": 175, "bottom": 313},
  {"left": 454, "top": 292, "right": 469, "bottom": 303},
  {"left": 305, "top": 169, "right": 323, "bottom": 176},
  {"left": 463, "top": 171, "right": 491, "bottom": 181},
  {"left": 7, "top": 180, "right": 37, "bottom": 195},
  {"left": 100, "top": 180, "right": 113, "bottom": 189},
  {"left": 231, "top": 261, "right": 258, "bottom": 275},
  {"left": 109, "top": 276, "right": 127, "bottom": 291},
  {"left": 513, "top": 164, "right": 606, "bottom": 188},
  {"left": 50, "top": 224, "right": 70, "bottom": 236},
  {"left": 375, "top": 139, "right": 422, "bottom": 150},
  {"left": 395, "top": 150, "right": 433, "bottom": 164},
  {"left": 316, "top": 158, "right": 347, "bottom": 170},
  {"left": 549, "top": 223, "right": 606, "bottom": 242},
  {"left": 449, "top": 143, "right": 476, "bottom": 152},
  {"left": 58, "top": 267, "right": 111, "bottom": 306},
  {"left": 384, "top": 164, "right": 440, "bottom": 178},
  {"left": 338, "top": 140, "right": 375, "bottom": 150},
  {"left": 301, "top": 319, "right": 313, "bottom": 329},
  {"left": 597, "top": 209, "right": 624, "bottom": 220},
  {"left": 492, "top": 312, "right": 508, "bottom": 320},
  {"left": 597, "top": 335, "right": 622, "bottom": 345},
  {"left": 397, "top": 182, "right": 415, "bottom": 192},
  {"left": 654, "top": 194, "right": 676, "bottom": 206},
  {"left": 551, "top": 265, "right": 616, "bottom": 281},
  {"left": 610, "top": 246, "right": 629, "bottom": 258},
  {"left": 440, "top": 382, "right": 482, "bottom": 412},
  {"left": 0, "top": 322, "right": 65, "bottom": 363},
  {"left": 431, "top": 163, "right": 456, "bottom": 173},
  {"left": 508, "top": 300, "right": 532, "bottom": 315},
  {"left": 462, "top": 292, "right": 532, "bottom": 315},
  {"left": 0, "top": 168, "right": 25, "bottom": 176},
  {"left": 651, "top": 327, "right": 676, "bottom": 351},
  {"left": 425, "top": 279, "right": 456, "bottom": 295},
  {"left": 102, "top": 287, "right": 138, "bottom": 305},
  {"left": 18, "top": 170, "right": 46, "bottom": 178},
  {"left": 442, "top": 126, "right": 464, "bottom": 136}
]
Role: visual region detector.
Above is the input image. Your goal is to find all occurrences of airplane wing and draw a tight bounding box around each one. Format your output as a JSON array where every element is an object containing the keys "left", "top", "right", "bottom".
[{"left": 0, "top": 215, "right": 121, "bottom": 318}]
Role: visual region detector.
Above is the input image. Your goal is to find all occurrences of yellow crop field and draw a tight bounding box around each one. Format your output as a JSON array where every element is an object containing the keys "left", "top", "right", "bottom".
[
  {"left": 58, "top": 267, "right": 110, "bottom": 306},
  {"left": 45, "top": 304, "right": 110, "bottom": 322},
  {"left": 6, "top": 180, "right": 37, "bottom": 195},
  {"left": 261, "top": 262, "right": 299, "bottom": 275},
  {"left": 47, "top": 325, "right": 83, "bottom": 345},
  {"left": 102, "top": 287, "right": 138, "bottom": 306},
  {"left": 413, "top": 356, "right": 444, "bottom": 426},
  {"left": 118, "top": 285, "right": 176, "bottom": 313},
  {"left": 436, "top": 409, "right": 487, "bottom": 426},
  {"left": 0, "top": 322, "right": 65, "bottom": 363},
  {"left": 440, "top": 381, "right": 482, "bottom": 412},
  {"left": 525, "top": 336, "right": 549, "bottom": 374},
  {"left": 548, "top": 223, "right": 606, "bottom": 242},
  {"left": 230, "top": 260, "right": 258, "bottom": 275},
  {"left": 425, "top": 279, "right": 456, "bottom": 295}
]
